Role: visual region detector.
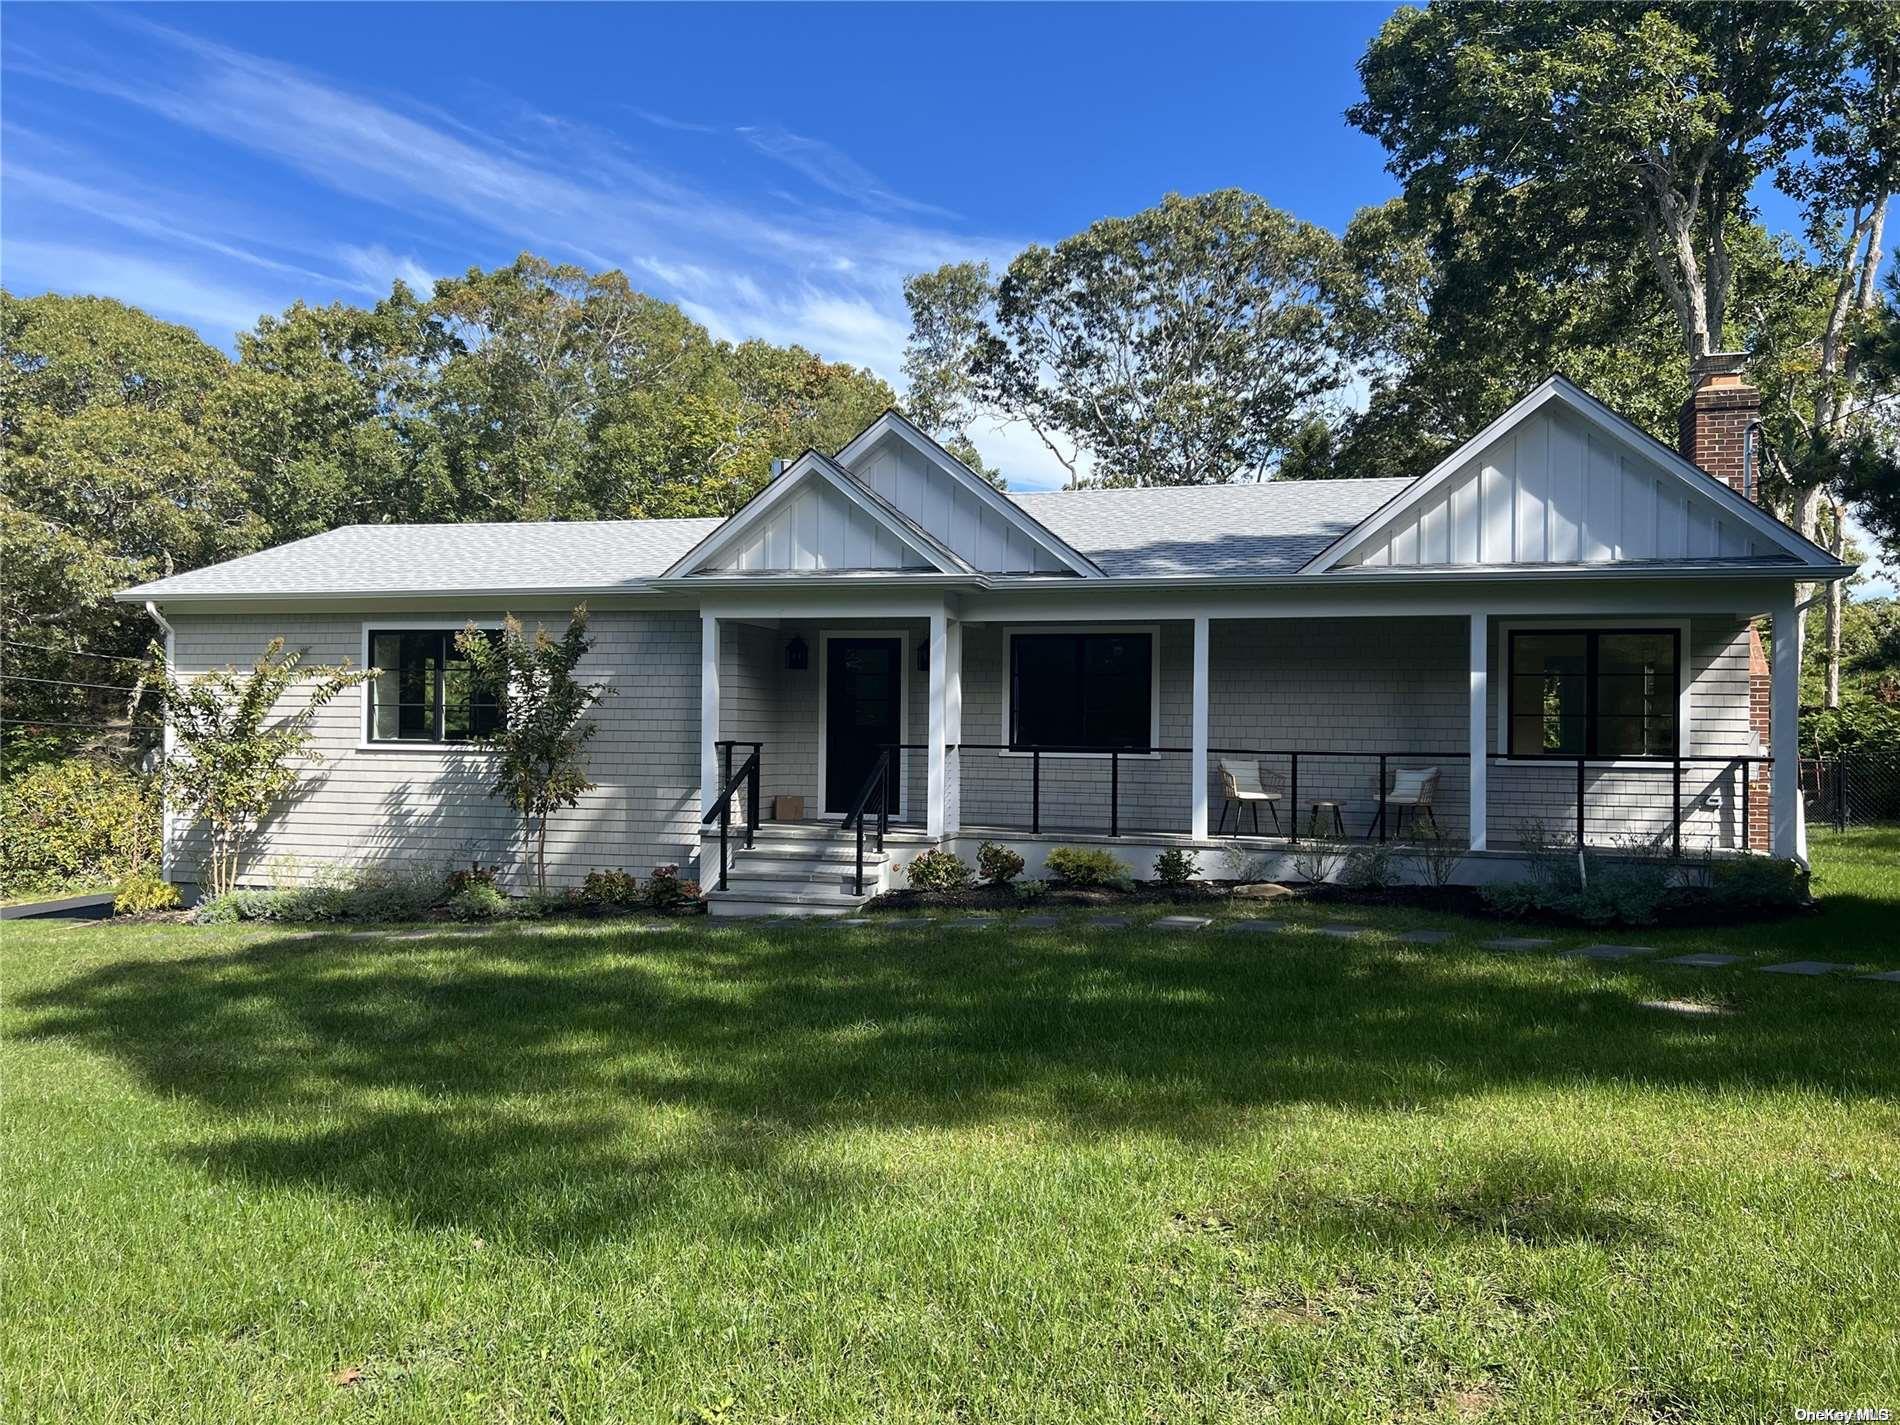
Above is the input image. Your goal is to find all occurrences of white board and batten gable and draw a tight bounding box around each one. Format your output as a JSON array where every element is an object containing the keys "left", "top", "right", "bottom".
[
  {"left": 836, "top": 413, "right": 1093, "bottom": 575},
  {"left": 1310, "top": 376, "right": 1832, "bottom": 574},
  {"left": 664, "top": 412, "right": 1097, "bottom": 579}
]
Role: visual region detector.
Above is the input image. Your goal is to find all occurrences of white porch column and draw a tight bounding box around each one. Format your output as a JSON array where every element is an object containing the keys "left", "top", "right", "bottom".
[
  {"left": 699, "top": 611, "right": 720, "bottom": 822},
  {"left": 1770, "top": 592, "right": 1804, "bottom": 862},
  {"left": 927, "top": 606, "right": 949, "bottom": 838},
  {"left": 1467, "top": 611, "right": 1489, "bottom": 851},
  {"left": 945, "top": 616, "right": 963, "bottom": 837},
  {"left": 1190, "top": 614, "right": 1210, "bottom": 840}
]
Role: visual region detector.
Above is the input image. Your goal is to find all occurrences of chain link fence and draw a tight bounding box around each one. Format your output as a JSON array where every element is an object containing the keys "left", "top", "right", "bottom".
[{"left": 1802, "top": 751, "right": 1900, "bottom": 829}]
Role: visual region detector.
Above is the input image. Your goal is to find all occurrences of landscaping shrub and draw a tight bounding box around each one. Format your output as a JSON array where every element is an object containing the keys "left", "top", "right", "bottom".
[
  {"left": 1708, "top": 856, "right": 1810, "bottom": 911},
  {"left": 645, "top": 864, "right": 698, "bottom": 908},
  {"left": 446, "top": 882, "right": 510, "bottom": 920},
  {"left": 907, "top": 848, "right": 975, "bottom": 892},
  {"left": 1343, "top": 842, "right": 1398, "bottom": 891},
  {"left": 1044, "top": 846, "right": 1131, "bottom": 889},
  {"left": 1015, "top": 878, "right": 1049, "bottom": 901},
  {"left": 976, "top": 841, "right": 1025, "bottom": 886},
  {"left": 1482, "top": 853, "right": 1675, "bottom": 926},
  {"left": 1153, "top": 847, "right": 1199, "bottom": 886},
  {"left": 445, "top": 864, "right": 500, "bottom": 896},
  {"left": 191, "top": 864, "right": 448, "bottom": 924},
  {"left": 0, "top": 756, "right": 157, "bottom": 900},
  {"left": 1408, "top": 826, "right": 1465, "bottom": 888},
  {"left": 583, "top": 868, "right": 643, "bottom": 906},
  {"left": 114, "top": 872, "right": 180, "bottom": 915},
  {"left": 1290, "top": 838, "right": 1348, "bottom": 885}
]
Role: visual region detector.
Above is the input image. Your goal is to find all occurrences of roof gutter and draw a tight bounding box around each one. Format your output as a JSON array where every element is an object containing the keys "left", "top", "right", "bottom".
[{"left": 116, "top": 559, "right": 1854, "bottom": 607}]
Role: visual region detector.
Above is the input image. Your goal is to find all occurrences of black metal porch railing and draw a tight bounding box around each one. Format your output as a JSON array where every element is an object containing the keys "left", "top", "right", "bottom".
[
  {"left": 701, "top": 740, "right": 761, "bottom": 891},
  {"left": 841, "top": 745, "right": 896, "bottom": 895},
  {"left": 943, "top": 743, "right": 1780, "bottom": 860}
]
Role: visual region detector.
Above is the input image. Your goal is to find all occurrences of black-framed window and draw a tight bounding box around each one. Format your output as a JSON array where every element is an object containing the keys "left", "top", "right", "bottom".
[
  {"left": 1508, "top": 628, "right": 1679, "bottom": 759},
  {"left": 367, "top": 629, "right": 502, "bottom": 743},
  {"left": 1009, "top": 631, "right": 1153, "bottom": 752}
]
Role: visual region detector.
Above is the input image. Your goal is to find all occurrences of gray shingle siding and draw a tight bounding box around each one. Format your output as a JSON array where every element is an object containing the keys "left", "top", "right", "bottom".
[{"left": 166, "top": 609, "right": 702, "bottom": 893}]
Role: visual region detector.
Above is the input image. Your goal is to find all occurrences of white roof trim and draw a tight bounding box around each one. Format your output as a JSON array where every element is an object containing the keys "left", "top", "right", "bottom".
[
  {"left": 836, "top": 410, "right": 1104, "bottom": 578},
  {"left": 1300, "top": 375, "right": 1836, "bottom": 574},
  {"left": 657, "top": 448, "right": 974, "bottom": 578}
]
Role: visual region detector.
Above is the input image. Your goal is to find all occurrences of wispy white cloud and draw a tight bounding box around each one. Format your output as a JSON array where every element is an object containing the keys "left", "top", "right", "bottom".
[
  {"left": 737, "top": 125, "right": 959, "bottom": 219},
  {"left": 336, "top": 244, "right": 437, "bottom": 297},
  {"left": 2, "top": 239, "right": 283, "bottom": 338},
  {"left": 2, "top": 11, "right": 1057, "bottom": 474}
]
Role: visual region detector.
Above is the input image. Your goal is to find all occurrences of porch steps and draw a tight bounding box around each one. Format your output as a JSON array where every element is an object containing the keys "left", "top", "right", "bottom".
[{"left": 702, "top": 822, "right": 932, "bottom": 917}]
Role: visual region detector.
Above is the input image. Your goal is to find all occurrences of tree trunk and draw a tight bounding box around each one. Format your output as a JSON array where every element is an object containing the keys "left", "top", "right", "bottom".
[
  {"left": 1826, "top": 502, "right": 1845, "bottom": 709},
  {"left": 536, "top": 814, "right": 548, "bottom": 894}
]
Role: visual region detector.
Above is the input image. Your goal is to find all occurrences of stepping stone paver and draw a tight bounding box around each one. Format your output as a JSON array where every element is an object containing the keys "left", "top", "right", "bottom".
[
  {"left": 1858, "top": 970, "right": 1900, "bottom": 983},
  {"left": 833, "top": 917, "right": 874, "bottom": 926},
  {"left": 1224, "top": 919, "right": 1281, "bottom": 934},
  {"left": 1567, "top": 944, "right": 1657, "bottom": 961},
  {"left": 1760, "top": 960, "right": 1850, "bottom": 976},
  {"left": 1483, "top": 937, "right": 1554, "bottom": 952},
  {"left": 1014, "top": 915, "right": 1060, "bottom": 928},
  {"left": 1316, "top": 922, "right": 1372, "bottom": 939},
  {"left": 1087, "top": 915, "right": 1133, "bottom": 929},
  {"left": 1396, "top": 929, "right": 1453, "bottom": 945},
  {"left": 1152, "top": 915, "right": 1212, "bottom": 932},
  {"left": 1662, "top": 952, "right": 1744, "bottom": 968},
  {"left": 944, "top": 917, "right": 997, "bottom": 929}
]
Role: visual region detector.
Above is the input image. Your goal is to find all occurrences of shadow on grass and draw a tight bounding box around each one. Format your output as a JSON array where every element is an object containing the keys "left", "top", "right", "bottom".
[{"left": 15, "top": 916, "right": 1896, "bottom": 1249}]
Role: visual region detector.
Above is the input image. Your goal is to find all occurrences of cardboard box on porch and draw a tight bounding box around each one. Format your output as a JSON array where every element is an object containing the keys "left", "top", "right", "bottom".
[{"left": 772, "top": 795, "right": 805, "bottom": 821}]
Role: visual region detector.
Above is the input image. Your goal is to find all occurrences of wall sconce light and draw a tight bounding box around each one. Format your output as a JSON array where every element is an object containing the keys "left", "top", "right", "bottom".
[{"left": 784, "top": 634, "right": 809, "bottom": 671}]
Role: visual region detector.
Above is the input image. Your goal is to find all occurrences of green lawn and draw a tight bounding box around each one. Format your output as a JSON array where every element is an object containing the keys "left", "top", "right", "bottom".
[{"left": 4, "top": 833, "right": 1897, "bottom": 1423}]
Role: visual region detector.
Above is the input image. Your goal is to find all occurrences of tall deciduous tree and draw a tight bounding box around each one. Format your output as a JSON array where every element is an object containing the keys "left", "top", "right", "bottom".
[{"left": 903, "top": 191, "right": 1347, "bottom": 487}]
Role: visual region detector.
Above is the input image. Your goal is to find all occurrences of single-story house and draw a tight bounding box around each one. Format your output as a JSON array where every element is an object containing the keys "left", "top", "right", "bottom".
[{"left": 121, "top": 355, "right": 1848, "bottom": 914}]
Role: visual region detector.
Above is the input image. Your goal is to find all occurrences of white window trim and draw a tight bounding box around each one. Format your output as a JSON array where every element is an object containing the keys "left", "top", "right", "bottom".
[
  {"left": 357, "top": 618, "right": 503, "bottom": 754},
  {"left": 998, "top": 623, "right": 1162, "bottom": 760},
  {"left": 1493, "top": 616, "right": 1692, "bottom": 765},
  {"left": 815, "top": 628, "right": 912, "bottom": 819}
]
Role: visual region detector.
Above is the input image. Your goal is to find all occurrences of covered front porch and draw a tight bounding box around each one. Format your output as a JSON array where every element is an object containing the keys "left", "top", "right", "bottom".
[{"left": 697, "top": 592, "right": 1803, "bottom": 899}]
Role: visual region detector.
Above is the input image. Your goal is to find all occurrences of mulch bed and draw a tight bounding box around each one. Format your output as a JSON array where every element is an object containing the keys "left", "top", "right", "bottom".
[{"left": 866, "top": 877, "right": 1813, "bottom": 929}]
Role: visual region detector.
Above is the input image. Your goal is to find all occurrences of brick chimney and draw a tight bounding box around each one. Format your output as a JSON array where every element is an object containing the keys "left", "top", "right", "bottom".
[
  {"left": 1679, "top": 352, "right": 1774, "bottom": 850},
  {"left": 1678, "top": 351, "right": 1760, "bottom": 497}
]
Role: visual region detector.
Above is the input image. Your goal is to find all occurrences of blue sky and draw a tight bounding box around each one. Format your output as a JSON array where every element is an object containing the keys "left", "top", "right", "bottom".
[
  {"left": 2, "top": 0, "right": 1397, "bottom": 487},
  {"left": 0, "top": 2, "right": 1869, "bottom": 506}
]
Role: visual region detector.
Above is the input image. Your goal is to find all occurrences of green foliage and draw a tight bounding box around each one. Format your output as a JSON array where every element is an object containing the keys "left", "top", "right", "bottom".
[
  {"left": 113, "top": 873, "right": 180, "bottom": 915},
  {"left": 1152, "top": 847, "right": 1199, "bottom": 887},
  {"left": 582, "top": 868, "right": 644, "bottom": 907},
  {"left": 456, "top": 608, "right": 610, "bottom": 893},
  {"left": 903, "top": 191, "right": 1347, "bottom": 487},
  {"left": 143, "top": 638, "right": 369, "bottom": 899},
  {"left": 0, "top": 756, "right": 158, "bottom": 899},
  {"left": 193, "top": 864, "right": 450, "bottom": 924},
  {"left": 906, "top": 849, "right": 975, "bottom": 893},
  {"left": 1014, "top": 878, "right": 1049, "bottom": 902},
  {"left": 1708, "top": 856, "right": 1812, "bottom": 912},
  {"left": 1802, "top": 696, "right": 1900, "bottom": 759},
  {"left": 1044, "top": 846, "right": 1130, "bottom": 888},
  {"left": 1342, "top": 842, "right": 1398, "bottom": 892},
  {"left": 446, "top": 882, "right": 510, "bottom": 921},
  {"left": 976, "top": 841, "right": 1025, "bottom": 886},
  {"left": 643, "top": 865, "right": 697, "bottom": 909}
]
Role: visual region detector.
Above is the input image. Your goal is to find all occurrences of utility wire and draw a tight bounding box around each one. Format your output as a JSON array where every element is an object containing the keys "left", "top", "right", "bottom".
[
  {"left": 0, "top": 674, "right": 146, "bottom": 694},
  {"left": 0, "top": 639, "right": 150, "bottom": 665},
  {"left": 0, "top": 717, "right": 154, "bottom": 733}
]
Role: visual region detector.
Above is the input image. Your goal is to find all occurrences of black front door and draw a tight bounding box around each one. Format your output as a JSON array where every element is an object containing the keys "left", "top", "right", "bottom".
[{"left": 825, "top": 637, "right": 902, "bottom": 814}]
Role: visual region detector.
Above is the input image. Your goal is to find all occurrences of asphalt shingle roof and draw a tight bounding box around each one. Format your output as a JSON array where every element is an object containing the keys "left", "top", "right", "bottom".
[
  {"left": 1008, "top": 479, "right": 1415, "bottom": 577},
  {"left": 120, "top": 478, "right": 1419, "bottom": 598},
  {"left": 120, "top": 518, "right": 725, "bottom": 599}
]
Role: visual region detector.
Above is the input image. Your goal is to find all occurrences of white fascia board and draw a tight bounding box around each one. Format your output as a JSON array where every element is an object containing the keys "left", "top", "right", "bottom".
[
  {"left": 835, "top": 410, "right": 1105, "bottom": 578},
  {"left": 1301, "top": 375, "right": 1838, "bottom": 574},
  {"left": 655, "top": 449, "right": 967, "bottom": 578}
]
